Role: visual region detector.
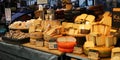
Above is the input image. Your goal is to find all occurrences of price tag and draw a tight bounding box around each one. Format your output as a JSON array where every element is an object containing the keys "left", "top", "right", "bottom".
[
  {"left": 37, "top": 0, "right": 48, "bottom": 4},
  {"left": 88, "top": 49, "right": 99, "bottom": 60}
]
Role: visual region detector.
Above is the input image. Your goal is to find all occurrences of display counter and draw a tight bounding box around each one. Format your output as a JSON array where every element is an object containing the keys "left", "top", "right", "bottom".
[
  {"left": 0, "top": 42, "right": 59, "bottom": 60},
  {"left": 0, "top": 40, "right": 112, "bottom": 60},
  {"left": 66, "top": 53, "right": 110, "bottom": 60}
]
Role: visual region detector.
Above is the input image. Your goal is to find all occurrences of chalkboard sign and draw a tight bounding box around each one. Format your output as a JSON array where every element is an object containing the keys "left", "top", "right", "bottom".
[{"left": 112, "top": 8, "right": 120, "bottom": 28}]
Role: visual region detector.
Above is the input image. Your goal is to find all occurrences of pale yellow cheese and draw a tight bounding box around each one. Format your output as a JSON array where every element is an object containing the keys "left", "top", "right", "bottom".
[
  {"left": 73, "top": 24, "right": 80, "bottom": 29},
  {"left": 68, "top": 28, "right": 75, "bottom": 35},
  {"left": 74, "top": 30, "right": 79, "bottom": 35},
  {"left": 65, "top": 23, "right": 73, "bottom": 28},
  {"left": 96, "top": 36, "right": 105, "bottom": 46},
  {"left": 112, "top": 47, "right": 120, "bottom": 58},
  {"left": 30, "top": 32, "right": 43, "bottom": 39},
  {"left": 100, "top": 17, "right": 112, "bottom": 26},
  {"left": 99, "top": 24, "right": 105, "bottom": 34},
  {"left": 84, "top": 41, "right": 95, "bottom": 48},
  {"left": 103, "top": 11, "right": 111, "bottom": 17},
  {"left": 33, "top": 20, "right": 41, "bottom": 26},
  {"left": 105, "top": 35, "right": 114, "bottom": 47},
  {"left": 29, "top": 25, "right": 36, "bottom": 33},
  {"left": 86, "top": 35, "right": 96, "bottom": 44},
  {"left": 85, "top": 15, "right": 95, "bottom": 23},
  {"left": 74, "top": 14, "right": 87, "bottom": 23},
  {"left": 104, "top": 25, "right": 111, "bottom": 35}
]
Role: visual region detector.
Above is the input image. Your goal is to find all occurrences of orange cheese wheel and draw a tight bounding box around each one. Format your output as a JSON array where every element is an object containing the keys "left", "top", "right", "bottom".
[
  {"left": 57, "top": 36, "right": 76, "bottom": 49},
  {"left": 58, "top": 47, "right": 73, "bottom": 53}
]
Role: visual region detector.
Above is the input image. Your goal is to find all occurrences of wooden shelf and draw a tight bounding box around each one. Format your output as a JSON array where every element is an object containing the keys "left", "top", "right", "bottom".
[{"left": 23, "top": 43, "right": 63, "bottom": 56}]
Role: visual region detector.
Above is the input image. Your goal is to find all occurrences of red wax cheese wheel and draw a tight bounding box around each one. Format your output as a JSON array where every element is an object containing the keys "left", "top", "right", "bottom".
[
  {"left": 57, "top": 36, "right": 76, "bottom": 49},
  {"left": 58, "top": 47, "right": 73, "bottom": 53}
]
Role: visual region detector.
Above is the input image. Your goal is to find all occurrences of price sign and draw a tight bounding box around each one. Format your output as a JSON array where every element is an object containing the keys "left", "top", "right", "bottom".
[
  {"left": 5, "top": 8, "right": 11, "bottom": 25},
  {"left": 112, "top": 8, "right": 120, "bottom": 28},
  {"left": 88, "top": 49, "right": 99, "bottom": 60},
  {"left": 37, "top": 0, "right": 48, "bottom": 4}
]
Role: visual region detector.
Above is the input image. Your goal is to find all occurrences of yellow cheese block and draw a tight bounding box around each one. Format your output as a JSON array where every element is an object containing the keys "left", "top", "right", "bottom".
[
  {"left": 29, "top": 25, "right": 36, "bottom": 33},
  {"left": 84, "top": 46, "right": 114, "bottom": 57}
]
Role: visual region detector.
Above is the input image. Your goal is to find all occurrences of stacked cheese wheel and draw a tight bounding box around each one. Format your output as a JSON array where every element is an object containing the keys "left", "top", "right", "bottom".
[
  {"left": 84, "top": 46, "right": 114, "bottom": 57},
  {"left": 57, "top": 36, "right": 76, "bottom": 53}
]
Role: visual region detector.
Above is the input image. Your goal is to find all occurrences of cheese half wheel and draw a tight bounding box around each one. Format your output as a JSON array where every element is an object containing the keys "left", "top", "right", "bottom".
[{"left": 84, "top": 46, "right": 114, "bottom": 57}]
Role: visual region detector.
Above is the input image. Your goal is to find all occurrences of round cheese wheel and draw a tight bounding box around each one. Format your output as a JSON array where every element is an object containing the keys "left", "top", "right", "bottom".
[
  {"left": 58, "top": 47, "right": 73, "bottom": 53},
  {"left": 57, "top": 36, "right": 76, "bottom": 49},
  {"left": 83, "top": 46, "right": 114, "bottom": 57}
]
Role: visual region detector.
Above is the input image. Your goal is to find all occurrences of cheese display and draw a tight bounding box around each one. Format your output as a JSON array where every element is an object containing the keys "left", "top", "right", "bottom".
[{"left": 4, "top": 9, "right": 120, "bottom": 60}]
